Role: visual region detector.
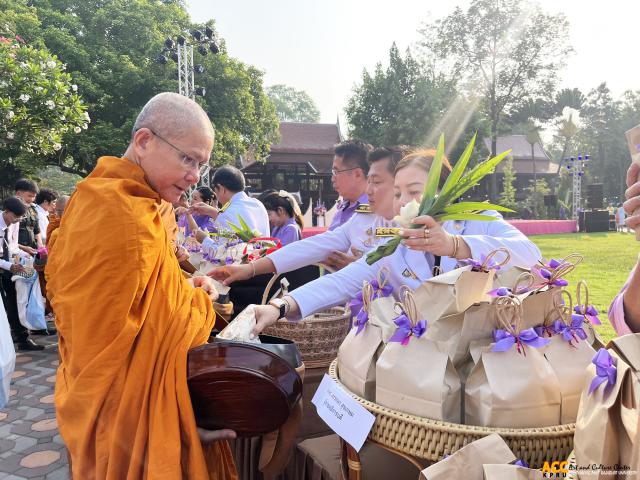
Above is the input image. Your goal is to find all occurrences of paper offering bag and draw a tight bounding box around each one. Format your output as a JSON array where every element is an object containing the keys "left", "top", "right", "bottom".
[
  {"left": 465, "top": 296, "right": 561, "bottom": 428},
  {"left": 482, "top": 464, "right": 544, "bottom": 480},
  {"left": 414, "top": 248, "right": 510, "bottom": 321},
  {"left": 337, "top": 278, "right": 395, "bottom": 401},
  {"left": 539, "top": 291, "right": 596, "bottom": 424},
  {"left": 419, "top": 434, "right": 516, "bottom": 480},
  {"left": 607, "top": 334, "right": 640, "bottom": 473},
  {"left": 376, "top": 289, "right": 461, "bottom": 422},
  {"left": 574, "top": 347, "right": 632, "bottom": 479}
]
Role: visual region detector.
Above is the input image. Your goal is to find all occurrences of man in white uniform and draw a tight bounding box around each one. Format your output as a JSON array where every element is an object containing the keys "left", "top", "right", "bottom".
[
  {"left": 208, "top": 147, "right": 402, "bottom": 282},
  {"left": 191, "top": 165, "right": 270, "bottom": 239}
]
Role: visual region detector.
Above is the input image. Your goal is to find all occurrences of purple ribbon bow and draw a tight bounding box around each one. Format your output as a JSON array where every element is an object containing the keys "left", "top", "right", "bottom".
[
  {"left": 370, "top": 278, "right": 393, "bottom": 299},
  {"left": 348, "top": 291, "right": 364, "bottom": 317},
  {"left": 514, "top": 459, "right": 529, "bottom": 468},
  {"left": 552, "top": 314, "right": 588, "bottom": 345},
  {"left": 535, "top": 267, "right": 568, "bottom": 287},
  {"left": 534, "top": 324, "right": 555, "bottom": 338},
  {"left": 225, "top": 256, "right": 234, "bottom": 265},
  {"left": 588, "top": 348, "right": 617, "bottom": 395},
  {"left": 353, "top": 308, "right": 369, "bottom": 336},
  {"left": 488, "top": 286, "right": 512, "bottom": 297},
  {"left": 546, "top": 258, "right": 563, "bottom": 269},
  {"left": 388, "top": 313, "right": 427, "bottom": 346},
  {"left": 458, "top": 253, "right": 502, "bottom": 272},
  {"left": 574, "top": 304, "right": 601, "bottom": 325},
  {"left": 491, "top": 327, "right": 550, "bottom": 354}
]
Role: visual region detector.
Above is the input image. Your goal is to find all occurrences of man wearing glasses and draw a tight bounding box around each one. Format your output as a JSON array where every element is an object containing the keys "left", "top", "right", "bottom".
[
  {"left": 328, "top": 139, "right": 371, "bottom": 231},
  {"left": 46, "top": 93, "right": 237, "bottom": 478}
]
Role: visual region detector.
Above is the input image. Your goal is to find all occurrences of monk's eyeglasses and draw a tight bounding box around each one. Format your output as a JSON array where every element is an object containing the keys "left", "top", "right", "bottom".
[{"left": 142, "top": 128, "right": 211, "bottom": 178}]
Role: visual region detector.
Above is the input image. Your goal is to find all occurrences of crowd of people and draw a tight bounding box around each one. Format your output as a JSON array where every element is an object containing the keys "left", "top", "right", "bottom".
[{"left": 1, "top": 91, "right": 639, "bottom": 479}]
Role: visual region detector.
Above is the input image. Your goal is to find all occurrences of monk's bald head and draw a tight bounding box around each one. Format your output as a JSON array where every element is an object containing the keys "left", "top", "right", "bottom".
[
  {"left": 132, "top": 92, "right": 214, "bottom": 142},
  {"left": 56, "top": 195, "right": 70, "bottom": 217}
]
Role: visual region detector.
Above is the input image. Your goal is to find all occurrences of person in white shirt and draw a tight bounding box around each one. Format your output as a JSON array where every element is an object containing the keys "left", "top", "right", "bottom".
[
  {"left": 208, "top": 147, "right": 402, "bottom": 283},
  {"left": 0, "top": 197, "right": 43, "bottom": 351},
  {"left": 190, "top": 165, "right": 270, "bottom": 242},
  {"left": 215, "top": 148, "right": 542, "bottom": 332},
  {"left": 34, "top": 188, "right": 58, "bottom": 245}
]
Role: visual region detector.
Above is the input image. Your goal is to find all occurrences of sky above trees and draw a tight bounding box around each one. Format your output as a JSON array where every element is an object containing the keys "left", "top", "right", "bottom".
[{"left": 188, "top": 0, "right": 640, "bottom": 124}]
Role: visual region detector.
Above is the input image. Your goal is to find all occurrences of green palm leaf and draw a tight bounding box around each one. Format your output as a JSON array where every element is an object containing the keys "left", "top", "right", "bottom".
[
  {"left": 441, "top": 202, "right": 514, "bottom": 214},
  {"left": 435, "top": 213, "right": 499, "bottom": 222},
  {"left": 439, "top": 132, "right": 477, "bottom": 199},
  {"left": 420, "top": 134, "right": 445, "bottom": 212}
]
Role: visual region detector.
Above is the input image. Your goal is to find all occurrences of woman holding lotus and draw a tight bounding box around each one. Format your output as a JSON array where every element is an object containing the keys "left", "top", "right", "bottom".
[{"left": 210, "top": 135, "right": 542, "bottom": 334}]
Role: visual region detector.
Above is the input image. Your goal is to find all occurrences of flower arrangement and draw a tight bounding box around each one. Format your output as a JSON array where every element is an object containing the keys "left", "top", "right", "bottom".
[{"left": 366, "top": 133, "right": 513, "bottom": 265}]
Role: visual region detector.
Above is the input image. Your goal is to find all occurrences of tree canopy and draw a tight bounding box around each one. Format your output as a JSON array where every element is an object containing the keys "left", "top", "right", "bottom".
[{"left": 266, "top": 84, "right": 320, "bottom": 123}]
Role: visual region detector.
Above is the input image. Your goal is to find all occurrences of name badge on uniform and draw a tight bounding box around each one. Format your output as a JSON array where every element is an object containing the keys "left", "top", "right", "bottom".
[
  {"left": 401, "top": 268, "right": 418, "bottom": 279},
  {"left": 375, "top": 227, "right": 401, "bottom": 237},
  {"left": 355, "top": 204, "right": 372, "bottom": 214}
]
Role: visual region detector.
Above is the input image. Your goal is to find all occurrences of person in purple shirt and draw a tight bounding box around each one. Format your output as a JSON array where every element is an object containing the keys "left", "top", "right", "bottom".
[
  {"left": 327, "top": 139, "right": 371, "bottom": 231},
  {"left": 261, "top": 191, "right": 303, "bottom": 246},
  {"left": 177, "top": 186, "right": 216, "bottom": 236}
]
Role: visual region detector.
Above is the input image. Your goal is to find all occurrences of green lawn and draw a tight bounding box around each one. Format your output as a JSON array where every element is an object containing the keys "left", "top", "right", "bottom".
[{"left": 531, "top": 231, "right": 638, "bottom": 342}]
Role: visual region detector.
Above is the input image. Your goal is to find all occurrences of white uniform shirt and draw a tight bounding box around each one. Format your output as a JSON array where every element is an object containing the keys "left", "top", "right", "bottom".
[
  {"left": 289, "top": 211, "right": 542, "bottom": 318},
  {"left": 35, "top": 204, "right": 49, "bottom": 245},
  {"left": 215, "top": 191, "right": 270, "bottom": 237},
  {"left": 0, "top": 215, "right": 24, "bottom": 272},
  {"left": 268, "top": 212, "right": 397, "bottom": 274}
]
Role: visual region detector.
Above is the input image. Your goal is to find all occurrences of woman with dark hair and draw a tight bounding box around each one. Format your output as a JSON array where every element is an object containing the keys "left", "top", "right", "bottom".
[
  {"left": 178, "top": 186, "right": 216, "bottom": 236},
  {"left": 261, "top": 191, "right": 304, "bottom": 246}
]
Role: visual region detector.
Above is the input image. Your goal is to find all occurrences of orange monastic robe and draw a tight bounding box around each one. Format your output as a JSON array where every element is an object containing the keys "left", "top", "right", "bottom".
[
  {"left": 46, "top": 156, "right": 237, "bottom": 479},
  {"left": 45, "top": 213, "right": 60, "bottom": 246}
]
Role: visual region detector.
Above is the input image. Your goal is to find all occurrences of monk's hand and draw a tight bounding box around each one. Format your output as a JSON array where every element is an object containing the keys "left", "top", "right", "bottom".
[
  {"left": 197, "top": 427, "right": 236, "bottom": 443},
  {"left": 323, "top": 250, "right": 358, "bottom": 270},
  {"left": 251, "top": 304, "right": 280, "bottom": 338},
  {"left": 175, "top": 206, "right": 188, "bottom": 216},
  {"left": 189, "top": 275, "right": 219, "bottom": 302},
  {"left": 400, "top": 215, "right": 457, "bottom": 257},
  {"left": 208, "top": 264, "right": 253, "bottom": 286},
  {"left": 175, "top": 245, "right": 189, "bottom": 262},
  {"left": 624, "top": 163, "right": 640, "bottom": 230}
]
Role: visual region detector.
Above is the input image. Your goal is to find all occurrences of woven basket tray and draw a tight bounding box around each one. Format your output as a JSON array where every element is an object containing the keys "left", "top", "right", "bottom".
[
  {"left": 328, "top": 360, "right": 575, "bottom": 468},
  {"left": 264, "top": 307, "right": 351, "bottom": 368}
]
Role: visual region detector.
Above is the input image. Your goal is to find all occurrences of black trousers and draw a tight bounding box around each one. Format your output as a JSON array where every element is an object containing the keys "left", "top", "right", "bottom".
[{"left": 0, "top": 274, "right": 28, "bottom": 343}]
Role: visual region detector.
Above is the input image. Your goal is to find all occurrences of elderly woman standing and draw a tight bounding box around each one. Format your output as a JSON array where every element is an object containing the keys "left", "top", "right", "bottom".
[{"left": 608, "top": 163, "right": 640, "bottom": 334}]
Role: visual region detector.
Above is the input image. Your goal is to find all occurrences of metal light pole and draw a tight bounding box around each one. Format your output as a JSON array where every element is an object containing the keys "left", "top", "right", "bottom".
[
  {"left": 157, "top": 29, "right": 219, "bottom": 187},
  {"left": 564, "top": 154, "right": 590, "bottom": 220}
]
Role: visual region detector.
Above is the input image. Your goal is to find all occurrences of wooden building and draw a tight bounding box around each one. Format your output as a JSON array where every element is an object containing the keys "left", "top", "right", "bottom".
[
  {"left": 470, "top": 135, "right": 559, "bottom": 201},
  {"left": 241, "top": 121, "right": 342, "bottom": 214}
]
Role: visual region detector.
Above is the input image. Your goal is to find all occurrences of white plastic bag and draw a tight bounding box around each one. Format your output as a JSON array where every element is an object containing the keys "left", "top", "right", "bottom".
[
  {"left": 12, "top": 271, "right": 46, "bottom": 331},
  {"left": 0, "top": 300, "right": 16, "bottom": 408}
]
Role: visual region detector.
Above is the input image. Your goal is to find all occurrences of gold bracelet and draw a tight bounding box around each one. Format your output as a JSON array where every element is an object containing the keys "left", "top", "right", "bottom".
[{"left": 451, "top": 235, "right": 459, "bottom": 258}]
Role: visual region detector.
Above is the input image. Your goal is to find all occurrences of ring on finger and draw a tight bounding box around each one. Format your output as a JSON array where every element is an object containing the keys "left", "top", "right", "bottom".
[
  {"left": 424, "top": 236, "right": 430, "bottom": 245},
  {"left": 423, "top": 228, "right": 430, "bottom": 238}
]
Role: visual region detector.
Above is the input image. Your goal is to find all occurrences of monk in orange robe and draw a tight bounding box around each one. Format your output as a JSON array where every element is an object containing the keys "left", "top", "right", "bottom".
[
  {"left": 47, "top": 93, "right": 238, "bottom": 479},
  {"left": 45, "top": 194, "right": 69, "bottom": 246}
]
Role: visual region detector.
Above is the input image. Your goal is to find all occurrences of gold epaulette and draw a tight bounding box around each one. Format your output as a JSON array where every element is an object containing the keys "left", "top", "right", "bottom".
[
  {"left": 355, "top": 204, "right": 372, "bottom": 214},
  {"left": 375, "top": 227, "right": 401, "bottom": 237}
]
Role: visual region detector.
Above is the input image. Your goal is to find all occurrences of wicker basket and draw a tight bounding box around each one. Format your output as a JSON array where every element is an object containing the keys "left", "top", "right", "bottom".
[
  {"left": 328, "top": 360, "right": 575, "bottom": 468},
  {"left": 264, "top": 307, "right": 351, "bottom": 368}
]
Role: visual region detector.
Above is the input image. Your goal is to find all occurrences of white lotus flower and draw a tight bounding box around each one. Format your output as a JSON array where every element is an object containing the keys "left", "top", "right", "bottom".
[
  {"left": 6, "top": 132, "right": 15, "bottom": 140},
  {"left": 71, "top": 84, "right": 78, "bottom": 92},
  {"left": 6, "top": 111, "right": 14, "bottom": 119},
  {"left": 82, "top": 123, "right": 88, "bottom": 130},
  {"left": 34, "top": 86, "right": 43, "bottom": 92},
  {"left": 393, "top": 199, "right": 421, "bottom": 228},
  {"left": 19, "top": 94, "right": 30, "bottom": 102},
  {"left": 52, "top": 142, "right": 62, "bottom": 151},
  {"left": 46, "top": 60, "right": 57, "bottom": 69},
  {"left": 83, "top": 112, "right": 90, "bottom": 121},
  {"left": 45, "top": 100, "right": 55, "bottom": 109},
  {"left": 74, "top": 126, "right": 81, "bottom": 133}
]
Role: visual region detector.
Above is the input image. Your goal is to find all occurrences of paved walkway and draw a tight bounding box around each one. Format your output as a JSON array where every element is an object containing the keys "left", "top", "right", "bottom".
[{"left": 0, "top": 335, "right": 69, "bottom": 479}]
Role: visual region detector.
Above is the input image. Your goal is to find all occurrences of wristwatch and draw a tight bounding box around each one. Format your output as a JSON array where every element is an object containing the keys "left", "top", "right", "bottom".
[{"left": 268, "top": 298, "right": 287, "bottom": 319}]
